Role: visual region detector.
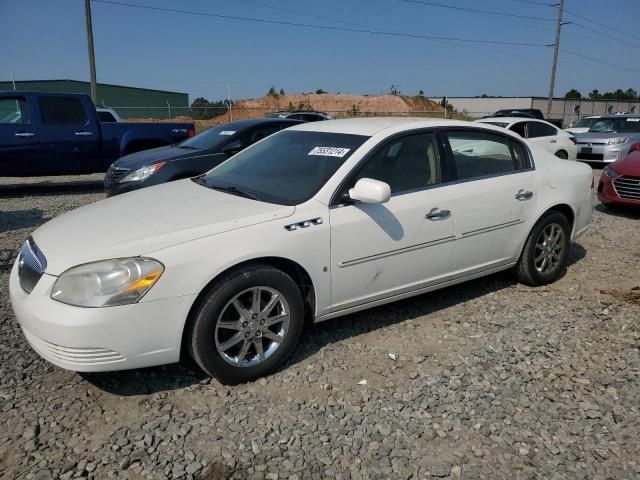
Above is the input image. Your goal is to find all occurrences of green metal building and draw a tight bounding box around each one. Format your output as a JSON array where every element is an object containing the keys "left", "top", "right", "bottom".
[{"left": 0, "top": 79, "right": 189, "bottom": 119}]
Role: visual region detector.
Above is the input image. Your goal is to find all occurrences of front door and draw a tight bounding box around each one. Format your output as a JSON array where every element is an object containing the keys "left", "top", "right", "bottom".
[
  {"left": 329, "top": 131, "right": 455, "bottom": 311},
  {"left": 443, "top": 129, "right": 538, "bottom": 274}
]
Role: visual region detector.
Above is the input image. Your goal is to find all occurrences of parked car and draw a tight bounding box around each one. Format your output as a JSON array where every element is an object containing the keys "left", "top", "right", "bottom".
[
  {"left": 575, "top": 115, "right": 640, "bottom": 163},
  {"left": 565, "top": 115, "right": 601, "bottom": 135},
  {"left": 0, "top": 92, "right": 194, "bottom": 176},
  {"left": 96, "top": 108, "right": 123, "bottom": 123},
  {"left": 489, "top": 109, "right": 563, "bottom": 128},
  {"left": 104, "top": 118, "right": 303, "bottom": 196},
  {"left": 597, "top": 150, "right": 640, "bottom": 208},
  {"left": 9, "top": 118, "right": 593, "bottom": 383},
  {"left": 266, "top": 110, "right": 334, "bottom": 122},
  {"left": 475, "top": 117, "right": 577, "bottom": 160}
]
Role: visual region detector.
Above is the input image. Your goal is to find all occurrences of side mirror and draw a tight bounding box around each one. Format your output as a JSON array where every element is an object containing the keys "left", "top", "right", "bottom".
[
  {"left": 348, "top": 178, "right": 391, "bottom": 204},
  {"left": 222, "top": 140, "right": 244, "bottom": 157}
]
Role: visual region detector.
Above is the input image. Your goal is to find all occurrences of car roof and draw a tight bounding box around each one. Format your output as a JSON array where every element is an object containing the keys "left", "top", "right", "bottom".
[
  {"left": 214, "top": 118, "right": 302, "bottom": 129},
  {"left": 288, "top": 117, "right": 486, "bottom": 136},
  {"left": 477, "top": 117, "right": 554, "bottom": 126}
]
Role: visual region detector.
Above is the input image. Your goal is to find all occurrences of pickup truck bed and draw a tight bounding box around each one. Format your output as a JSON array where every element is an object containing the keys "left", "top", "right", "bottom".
[{"left": 0, "top": 92, "right": 194, "bottom": 177}]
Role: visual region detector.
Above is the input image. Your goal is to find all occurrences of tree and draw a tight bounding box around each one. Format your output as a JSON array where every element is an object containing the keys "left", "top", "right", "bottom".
[
  {"left": 564, "top": 89, "right": 582, "bottom": 100},
  {"left": 279, "top": 88, "right": 285, "bottom": 96},
  {"left": 418, "top": 89, "right": 424, "bottom": 96},
  {"left": 267, "top": 86, "right": 277, "bottom": 97},
  {"left": 588, "top": 89, "right": 601, "bottom": 100},
  {"left": 389, "top": 85, "right": 400, "bottom": 96},
  {"left": 315, "top": 89, "right": 327, "bottom": 94},
  {"left": 625, "top": 88, "right": 638, "bottom": 100},
  {"left": 190, "top": 97, "right": 229, "bottom": 120}
]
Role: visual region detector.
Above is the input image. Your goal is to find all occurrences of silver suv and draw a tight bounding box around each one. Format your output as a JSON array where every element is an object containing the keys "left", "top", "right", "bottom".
[{"left": 575, "top": 115, "right": 640, "bottom": 163}]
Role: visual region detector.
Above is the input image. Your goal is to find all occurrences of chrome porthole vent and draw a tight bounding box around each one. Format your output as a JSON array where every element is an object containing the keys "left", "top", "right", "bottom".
[{"left": 284, "top": 217, "right": 323, "bottom": 231}]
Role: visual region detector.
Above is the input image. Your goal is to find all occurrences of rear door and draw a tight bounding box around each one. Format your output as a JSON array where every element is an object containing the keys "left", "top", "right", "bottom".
[
  {"left": 525, "top": 121, "right": 559, "bottom": 155},
  {"left": 443, "top": 129, "right": 537, "bottom": 275},
  {"left": 0, "top": 95, "right": 41, "bottom": 176},
  {"left": 37, "top": 95, "right": 101, "bottom": 174}
]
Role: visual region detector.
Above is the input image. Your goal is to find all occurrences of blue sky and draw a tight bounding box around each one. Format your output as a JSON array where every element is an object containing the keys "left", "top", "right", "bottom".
[{"left": 1, "top": 0, "right": 638, "bottom": 102}]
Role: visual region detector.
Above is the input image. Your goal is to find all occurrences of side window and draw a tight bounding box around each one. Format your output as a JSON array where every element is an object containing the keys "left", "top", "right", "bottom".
[
  {"left": 97, "top": 111, "right": 116, "bottom": 122},
  {"left": 0, "top": 97, "right": 30, "bottom": 124},
  {"left": 248, "top": 126, "right": 280, "bottom": 144},
  {"left": 527, "top": 121, "right": 557, "bottom": 138},
  {"left": 510, "top": 140, "right": 531, "bottom": 170},
  {"left": 447, "top": 130, "right": 517, "bottom": 180},
  {"left": 509, "top": 122, "right": 526, "bottom": 138},
  {"left": 39, "top": 97, "right": 87, "bottom": 125},
  {"left": 348, "top": 132, "right": 440, "bottom": 195}
]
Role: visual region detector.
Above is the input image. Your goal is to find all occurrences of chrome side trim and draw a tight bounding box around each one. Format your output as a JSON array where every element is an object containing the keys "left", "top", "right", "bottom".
[
  {"left": 337, "top": 235, "right": 456, "bottom": 268},
  {"left": 460, "top": 219, "right": 524, "bottom": 239}
]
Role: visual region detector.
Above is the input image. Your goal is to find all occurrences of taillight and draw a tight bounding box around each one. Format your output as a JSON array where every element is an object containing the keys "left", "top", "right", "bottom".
[
  {"left": 569, "top": 136, "right": 577, "bottom": 145},
  {"left": 187, "top": 127, "right": 196, "bottom": 137},
  {"left": 629, "top": 143, "right": 640, "bottom": 153}
]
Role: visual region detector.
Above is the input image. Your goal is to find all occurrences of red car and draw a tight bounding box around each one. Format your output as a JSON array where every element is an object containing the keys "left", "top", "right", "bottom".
[{"left": 597, "top": 151, "right": 640, "bottom": 208}]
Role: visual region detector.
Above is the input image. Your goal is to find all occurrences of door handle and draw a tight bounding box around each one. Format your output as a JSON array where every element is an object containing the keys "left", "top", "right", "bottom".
[
  {"left": 74, "top": 131, "right": 93, "bottom": 136},
  {"left": 425, "top": 208, "right": 451, "bottom": 220},
  {"left": 14, "top": 132, "right": 35, "bottom": 137},
  {"left": 515, "top": 190, "right": 534, "bottom": 201}
]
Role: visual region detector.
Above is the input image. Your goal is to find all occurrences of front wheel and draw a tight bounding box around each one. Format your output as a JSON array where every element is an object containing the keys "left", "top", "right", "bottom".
[
  {"left": 514, "top": 211, "right": 571, "bottom": 286},
  {"left": 187, "top": 264, "right": 305, "bottom": 384}
]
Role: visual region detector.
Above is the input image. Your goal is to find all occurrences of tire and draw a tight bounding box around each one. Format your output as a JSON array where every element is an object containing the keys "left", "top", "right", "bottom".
[
  {"left": 555, "top": 150, "right": 568, "bottom": 160},
  {"left": 514, "top": 211, "right": 571, "bottom": 286},
  {"left": 187, "top": 264, "right": 304, "bottom": 384}
]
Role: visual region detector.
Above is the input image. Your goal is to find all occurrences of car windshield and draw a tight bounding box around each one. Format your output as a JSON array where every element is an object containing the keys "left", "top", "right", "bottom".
[
  {"left": 572, "top": 117, "right": 598, "bottom": 128},
  {"left": 265, "top": 113, "right": 287, "bottom": 118},
  {"left": 196, "top": 130, "right": 369, "bottom": 205},
  {"left": 180, "top": 123, "right": 242, "bottom": 150},
  {"left": 482, "top": 122, "right": 508, "bottom": 128},
  {"left": 589, "top": 117, "right": 640, "bottom": 133}
]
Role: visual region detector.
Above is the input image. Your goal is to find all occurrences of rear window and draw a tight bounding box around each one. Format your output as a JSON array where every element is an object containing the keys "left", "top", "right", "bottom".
[
  {"left": 97, "top": 111, "right": 117, "bottom": 122},
  {"left": 39, "top": 97, "right": 87, "bottom": 125}
]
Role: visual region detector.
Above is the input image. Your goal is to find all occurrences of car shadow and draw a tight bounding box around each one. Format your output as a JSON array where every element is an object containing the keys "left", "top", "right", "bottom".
[
  {"left": 0, "top": 208, "right": 47, "bottom": 234},
  {"left": 0, "top": 179, "right": 104, "bottom": 198},
  {"left": 594, "top": 203, "right": 640, "bottom": 219},
  {"left": 83, "top": 242, "right": 587, "bottom": 395}
]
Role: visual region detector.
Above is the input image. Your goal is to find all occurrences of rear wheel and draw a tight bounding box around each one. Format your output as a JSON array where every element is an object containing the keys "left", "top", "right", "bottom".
[
  {"left": 514, "top": 211, "right": 570, "bottom": 286},
  {"left": 555, "top": 150, "right": 568, "bottom": 159},
  {"left": 187, "top": 264, "right": 304, "bottom": 384}
]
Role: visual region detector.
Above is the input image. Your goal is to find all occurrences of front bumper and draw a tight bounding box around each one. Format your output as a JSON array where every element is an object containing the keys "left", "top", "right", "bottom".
[
  {"left": 576, "top": 143, "right": 628, "bottom": 163},
  {"left": 9, "top": 261, "right": 197, "bottom": 372},
  {"left": 598, "top": 175, "right": 640, "bottom": 206}
]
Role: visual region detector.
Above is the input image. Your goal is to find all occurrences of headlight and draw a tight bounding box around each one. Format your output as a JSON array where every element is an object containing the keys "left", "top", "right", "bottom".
[
  {"left": 607, "top": 137, "right": 628, "bottom": 145},
  {"left": 120, "top": 162, "right": 166, "bottom": 183},
  {"left": 51, "top": 258, "right": 164, "bottom": 307},
  {"left": 602, "top": 165, "right": 618, "bottom": 178}
]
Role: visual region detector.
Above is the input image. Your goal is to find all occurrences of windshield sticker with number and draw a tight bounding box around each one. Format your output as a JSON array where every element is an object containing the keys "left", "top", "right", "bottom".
[
  {"left": 308, "top": 147, "right": 350, "bottom": 157},
  {"left": 219, "top": 131, "right": 236, "bottom": 135}
]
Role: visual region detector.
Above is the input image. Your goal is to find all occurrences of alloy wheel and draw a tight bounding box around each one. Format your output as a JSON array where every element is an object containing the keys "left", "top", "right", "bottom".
[
  {"left": 215, "top": 287, "right": 290, "bottom": 367},
  {"left": 534, "top": 223, "right": 565, "bottom": 274}
]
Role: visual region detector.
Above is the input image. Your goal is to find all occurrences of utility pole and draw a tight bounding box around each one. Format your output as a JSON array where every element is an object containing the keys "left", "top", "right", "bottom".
[
  {"left": 546, "top": 0, "right": 565, "bottom": 118},
  {"left": 84, "top": 0, "right": 98, "bottom": 104},
  {"left": 227, "top": 81, "right": 233, "bottom": 121}
]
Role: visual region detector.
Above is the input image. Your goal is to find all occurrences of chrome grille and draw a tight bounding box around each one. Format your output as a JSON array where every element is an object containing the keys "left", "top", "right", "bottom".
[
  {"left": 614, "top": 175, "right": 640, "bottom": 200},
  {"left": 18, "top": 237, "right": 47, "bottom": 293},
  {"left": 105, "top": 165, "right": 130, "bottom": 184}
]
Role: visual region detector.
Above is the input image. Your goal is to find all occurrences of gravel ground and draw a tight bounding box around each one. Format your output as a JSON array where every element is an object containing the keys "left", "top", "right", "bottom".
[{"left": 1, "top": 171, "right": 639, "bottom": 480}]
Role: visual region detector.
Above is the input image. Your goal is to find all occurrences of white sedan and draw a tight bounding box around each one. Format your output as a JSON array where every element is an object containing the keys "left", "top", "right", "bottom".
[
  {"left": 476, "top": 117, "right": 578, "bottom": 160},
  {"left": 9, "top": 118, "right": 593, "bottom": 383}
]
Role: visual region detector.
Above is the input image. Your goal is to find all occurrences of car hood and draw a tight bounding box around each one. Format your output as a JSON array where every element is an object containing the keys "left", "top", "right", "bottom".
[
  {"left": 612, "top": 151, "right": 640, "bottom": 176},
  {"left": 113, "top": 145, "right": 221, "bottom": 170},
  {"left": 32, "top": 179, "right": 295, "bottom": 275}
]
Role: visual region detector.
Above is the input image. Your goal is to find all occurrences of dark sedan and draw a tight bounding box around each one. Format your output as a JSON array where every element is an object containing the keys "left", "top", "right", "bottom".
[{"left": 104, "top": 118, "right": 303, "bottom": 196}]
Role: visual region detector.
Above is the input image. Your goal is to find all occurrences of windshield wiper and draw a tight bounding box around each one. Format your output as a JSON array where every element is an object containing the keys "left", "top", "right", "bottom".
[{"left": 192, "top": 178, "right": 258, "bottom": 200}]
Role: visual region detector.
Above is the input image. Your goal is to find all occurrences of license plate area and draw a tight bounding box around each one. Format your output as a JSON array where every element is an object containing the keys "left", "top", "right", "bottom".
[{"left": 581, "top": 147, "right": 592, "bottom": 154}]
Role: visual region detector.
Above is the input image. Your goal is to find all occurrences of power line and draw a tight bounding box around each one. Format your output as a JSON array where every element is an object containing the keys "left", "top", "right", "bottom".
[
  {"left": 570, "top": 21, "right": 640, "bottom": 50},
  {"left": 560, "top": 48, "right": 640, "bottom": 74},
  {"left": 564, "top": 7, "right": 640, "bottom": 43},
  {"left": 508, "top": 0, "right": 558, "bottom": 6},
  {"left": 401, "top": 0, "right": 555, "bottom": 22},
  {"left": 90, "top": 0, "right": 549, "bottom": 46}
]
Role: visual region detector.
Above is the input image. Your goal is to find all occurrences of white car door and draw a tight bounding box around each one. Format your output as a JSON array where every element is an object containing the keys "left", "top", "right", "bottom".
[
  {"left": 329, "top": 131, "right": 455, "bottom": 311},
  {"left": 525, "top": 121, "right": 561, "bottom": 155},
  {"left": 444, "top": 129, "right": 538, "bottom": 275}
]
